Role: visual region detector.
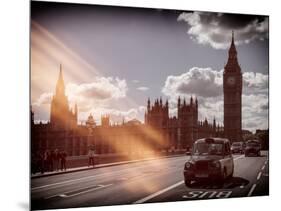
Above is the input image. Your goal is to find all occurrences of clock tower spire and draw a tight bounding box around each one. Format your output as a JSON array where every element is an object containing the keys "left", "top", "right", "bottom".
[{"left": 223, "top": 31, "right": 243, "bottom": 142}]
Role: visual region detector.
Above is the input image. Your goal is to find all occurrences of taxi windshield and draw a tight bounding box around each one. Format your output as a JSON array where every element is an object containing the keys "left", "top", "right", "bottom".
[
  {"left": 193, "top": 142, "right": 224, "bottom": 156},
  {"left": 247, "top": 142, "right": 259, "bottom": 147}
]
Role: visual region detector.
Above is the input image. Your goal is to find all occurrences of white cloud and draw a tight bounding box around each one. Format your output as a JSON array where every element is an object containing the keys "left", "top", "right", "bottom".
[
  {"left": 162, "top": 67, "right": 223, "bottom": 98},
  {"left": 137, "top": 86, "right": 149, "bottom": 91},
  {"left": 67, "top": 77, "right": 127, "bottom": 100},
  {"left": 243, "top": 72, "right": 268, "bottom": 95},
  {"left": 177, "top": 12, "right": 269, "bottom": 49},
  {"left": 33, "top": 92, "right": 53, "bottom": 106},
  {"left": 162, "top": 66, "right": 268, "bottom": 131}
]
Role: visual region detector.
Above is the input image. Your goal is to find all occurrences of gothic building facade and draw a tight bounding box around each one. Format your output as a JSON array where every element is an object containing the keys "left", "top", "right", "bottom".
[
  {"left": 31, "top": 32, "right": 242, "bottom": 157},
  {"left": 31, "top": 65, "right": 88, "bottom": 156},
  {"left": 144, "top": 96, "right": 222, "bottom": 151},
  {"left": 50, "top": 64, "right": 78, "bottom": 130}
]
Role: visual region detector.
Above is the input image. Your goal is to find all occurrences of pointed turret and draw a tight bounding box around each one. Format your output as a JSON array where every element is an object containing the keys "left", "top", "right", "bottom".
[
  {"left": 225, "top": 31, "right": 241, "bottom": 73},
  {"left": 74, "top": 103, "right": 78, "bottom": 120},
  {"left": 229, "top": 30, "right": 237, "bottom": 55},
  {"left": 190, "top": 96, "right": 193, "bottom": 105},
  {"left": 147, "top": 97, "right": 151, "bottom": 111},
  {"left": 213, "top": 117, "right": 216, "bottom": 129},
  {"left": 55, "top": 64, "right": 65, "bottom": 96}
]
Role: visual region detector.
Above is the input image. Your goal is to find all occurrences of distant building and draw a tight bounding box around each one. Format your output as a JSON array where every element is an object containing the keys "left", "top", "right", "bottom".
[
  {"left": 33, "top": 37, "right": 244, "bottom": 156},
  {"left": 31, "top": 67, "right": 223, "bottom": 156},
  {"left": 31, "top": 65, "right": 88, "bottom": 156},
  {"left": 144, "top": 96, "right": 223, "bottom": 150}
]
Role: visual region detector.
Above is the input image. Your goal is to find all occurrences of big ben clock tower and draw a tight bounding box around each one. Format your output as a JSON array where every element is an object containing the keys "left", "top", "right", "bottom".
[{"left": 223, "top": 31, "right": 242, "bottom": 142}]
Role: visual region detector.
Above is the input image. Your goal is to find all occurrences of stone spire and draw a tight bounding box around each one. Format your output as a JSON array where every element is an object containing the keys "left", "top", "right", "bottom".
[{"left": 55, "top": 64, "right": 65, "bottom": 96}]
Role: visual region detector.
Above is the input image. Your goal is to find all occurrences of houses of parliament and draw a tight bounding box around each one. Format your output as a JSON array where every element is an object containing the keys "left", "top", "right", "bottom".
[{"left": 31, "top": 33, "right": 242, "bottom": 157}]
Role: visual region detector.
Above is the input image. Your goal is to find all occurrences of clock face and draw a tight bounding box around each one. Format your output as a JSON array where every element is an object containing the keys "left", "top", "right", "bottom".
[{"left": 227, "top": 76, "right": 236, "bottom": 86}]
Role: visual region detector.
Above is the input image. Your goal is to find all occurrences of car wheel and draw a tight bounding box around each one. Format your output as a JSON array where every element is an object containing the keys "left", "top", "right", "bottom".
[
  {"left": 229, "top": 165, "right": 234, "bottom": 178},
  {"left": 218, "top": 169, "right": 227, "bottom": 186},
  {"left": 184, "top": 179, "right": 192, "bottom": 187}
]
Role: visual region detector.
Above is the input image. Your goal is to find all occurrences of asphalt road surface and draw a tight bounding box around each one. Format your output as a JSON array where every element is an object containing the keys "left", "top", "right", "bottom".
[{"left": 31, "top": 151, "right": 269, "bottom": 210}]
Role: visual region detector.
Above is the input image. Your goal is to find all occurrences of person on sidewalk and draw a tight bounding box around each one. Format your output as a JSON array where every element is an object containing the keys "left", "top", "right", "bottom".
[
  {"left": 60, "top": 150, "right": 67, "bottom": 171},
  {"left": 49, "top": 150, "right": 54, "bottom": 172},
  {"left": 53, "top": 149, "right": 60, "bottom": 171},
  {"left": 43, "top": 150, "right": 49, "bottom": 172},
  {"left": 88, "top": 147, "right": 95, "bottom": 167}
]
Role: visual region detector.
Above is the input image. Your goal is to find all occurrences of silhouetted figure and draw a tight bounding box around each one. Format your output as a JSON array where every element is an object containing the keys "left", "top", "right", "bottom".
[
  {"left": 60, "top": 151, "right": 67, "bottom": 171},
  {"left": 88, "top": 148, "right": 95, "bottom": 167},
  {"left": 49, "top": 150, "right": 55, "bottom": 171},
  {"left": 43, "top": 150, "right": 50, "bottom": 172},
  {"left": 38, "top": 151, "right": 45, "bottom": 174},
  {"left": 53, "top": 149, "right": 60, "bottom": 171},
  {"left": 31, "top": 153, "right": 37, "bottom": 174}
]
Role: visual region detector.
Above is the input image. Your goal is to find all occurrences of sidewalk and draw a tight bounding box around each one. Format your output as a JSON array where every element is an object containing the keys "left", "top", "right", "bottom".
[{"left": 31, "top": 153, "right": 185, "bottom": 179}]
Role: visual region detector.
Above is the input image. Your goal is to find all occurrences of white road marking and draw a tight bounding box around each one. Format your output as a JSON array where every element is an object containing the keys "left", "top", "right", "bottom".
[
  {"left": 133, "top": 180, "right": 184, "bottom": 204},
  {"left": 32, "top": 156, "right": 186, "bottom": 191},
  {"left": 33, "top": 173, "right": 111, "bottom": 191},
  {"left": 60, "top": 184, "right": 113, "bottom": 198},
  {"left": 45, "top": 184, "right": 113, "bottom": 199},
  {"left": 257, "top": 172, "right": 262, "bottom": 180},
  {"left": 234, "top": 155, "right": 244, "bottom": 161},
  {"left": 261, "top": 165, "right": 265, "bottom": 170},
  {"left": 247, "top": 184, "right": 257, "bottom": 197}
]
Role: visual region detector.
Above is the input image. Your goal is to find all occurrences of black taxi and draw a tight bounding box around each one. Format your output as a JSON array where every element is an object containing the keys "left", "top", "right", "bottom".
[{"left": 183, "top": 137, "right": 234, "bottom": 187}]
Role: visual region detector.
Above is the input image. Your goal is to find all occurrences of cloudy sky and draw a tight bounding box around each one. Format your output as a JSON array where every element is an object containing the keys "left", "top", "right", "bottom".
[{"left": 31, "top": 1, "right": 269, "bottom": 131}]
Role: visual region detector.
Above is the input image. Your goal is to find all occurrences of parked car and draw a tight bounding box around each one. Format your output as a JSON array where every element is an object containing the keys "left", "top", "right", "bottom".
[
  {"left": 183, "top": 137, "right": 234, "bottom": 187},
  {"left": 231, "top": 142, "right": 244, "bottom": 154},
  {"left": 245, "top": 140, "right": 261, "bottom": 157}
]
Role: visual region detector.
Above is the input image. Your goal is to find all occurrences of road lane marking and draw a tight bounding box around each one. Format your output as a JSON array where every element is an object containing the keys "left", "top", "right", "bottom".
[
  {"left": 133, "top": 180, "right": 184, "bottom": 204},
  {"left": 45, "top": 184, "right": 113, "bottom": 199},
  {"left": 233, "top": 155, "right": 244, "bottom": 161},
  {"left": 247, "top": 184, "right": 257, "bottom": 197},
  {"left": 257, "top": 172, "right": 262, "bottom": 180},
  {"left": 262, "top": 165, "right": 265, "bottom": 170},
  {"left": 60, "top": 184, "right": 113, "bottom": 198},
  {"left": 32, "top": 156, "right": 187, "bottom": 191}
]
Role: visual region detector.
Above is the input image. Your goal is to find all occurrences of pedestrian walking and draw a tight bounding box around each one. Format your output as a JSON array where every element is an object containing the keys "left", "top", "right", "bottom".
[
  {"left": 43, "top": 150, "right": 49, "bottom": 172},
  {"left": 88, "top": 147, "right": 95, "bottom": 167},
  {"left": 60, "top": 151, "right": 67, "bottom": 171},
  {"left": 53, "top": 149, "right": 60, "bottom": 171},
  {"left": 49, "top": 150, "right": 55, "bottom": 171}
]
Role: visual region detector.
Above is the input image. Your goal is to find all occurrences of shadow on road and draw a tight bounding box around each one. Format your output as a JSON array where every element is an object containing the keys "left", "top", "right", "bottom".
[{"left": 187, "top": 177, "right": 249, "bottom": 189}]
